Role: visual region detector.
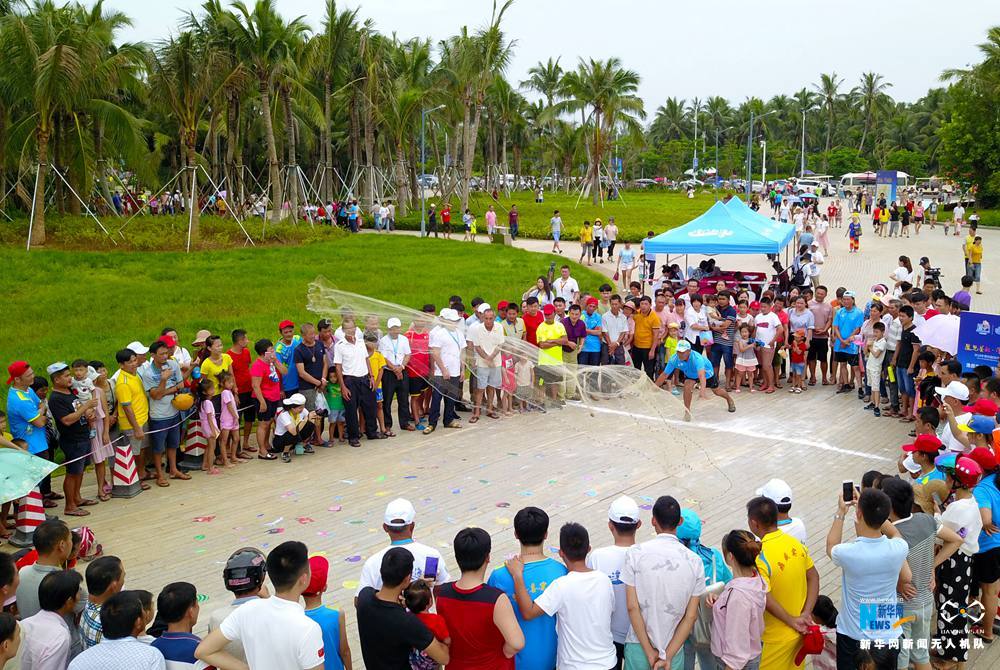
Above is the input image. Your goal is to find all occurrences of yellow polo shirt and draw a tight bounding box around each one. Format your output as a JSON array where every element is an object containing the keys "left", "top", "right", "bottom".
[
  {"left": 536, "top": 321, "right": 567, "bottom": 366},
  {"left": 116, "top": 370, "right": 149, "bottom": 430},
  {"left": 757, "top": 529, "right": 814, "bottom": 643}
]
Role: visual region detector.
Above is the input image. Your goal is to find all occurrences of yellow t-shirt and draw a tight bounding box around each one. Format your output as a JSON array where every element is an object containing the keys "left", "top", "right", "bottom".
[
  {"left": 368, "top": 350, "right": 386, "bottom": 383},
  {"left": 535, "top": 321, "right": 567, "bottom": 365},
  {"left": 200, "top": 354, "right": 233, "bottom": 395},
  {"left": 971, "top": 244, "right": 983, "bottom": 264},
  {"left": 116, "top": 370, "right": 149, "bottom": 430},
  {"left": 632, "top": 310, "right": 662, "bottom": 349},
  {"left": 756, "top": 530, "right": 815, "bottom": 642},
  {"left": 964, "top": 234, "right": 975, "bottom": 259},
  {"left": 579, "top": 226, "right": 593, "bottom": 243}
]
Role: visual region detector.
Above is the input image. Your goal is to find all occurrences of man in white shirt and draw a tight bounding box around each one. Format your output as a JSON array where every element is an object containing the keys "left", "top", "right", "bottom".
[
  {"left": 69, "top": 592, "right": 166, "bottom": 670},
  {"left": 423, "top": 308, "right": 466, "bottom": 435},
  {"left": 756, "top": 478, "right": 807, "bottom": 544},
  {"left": 206, "top": 547, "right": 269, "bottom": 665},
  {"left": 550, "top": 210, "right": 563, "bottom": 254},
  {"left": 507, "top": 522, "right": 616, "bottom": 670},
  {"left": 333, "top": 316, "right": 380, "bottom": 447},
  {"left": 587, "top": 496, "right": 641, "bottom": 665},
  {"left": 355, "top": 498, "right": 451, "bottom": 598},
  {"left": 554, "top": 266, "right": 580, "bottom": 305},
  {"left": 21, "top": 570, "right": 82, "bottom": 670},
  {"left": 198, "top": 541, "right": 323, "bottom": 670},
  {"left": 468, "top": 305, "right": 505, "bottom": 421},
  {"left": 378, "top": 318, "right": 412, "bottom": 432},
  {"left": 602, "top": 296, "right": 630, "bottom": 365},
  {"left": 622, "top": 496, "right": 704, "bottom": 670}
]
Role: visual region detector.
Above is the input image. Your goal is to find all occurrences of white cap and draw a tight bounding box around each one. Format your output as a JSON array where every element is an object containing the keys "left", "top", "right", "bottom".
[
  {"left": 126, "top": 341, "right": 149, "bottom": 355},
  {"left": 283, "top": 393, "right": 307, "bottom": 406},
  {"left": 384, "top": 498, "right": 416, "bottom": 527},
  {"left": 756, "top": 478, "right": 793, "bottom": 506},
  {"left": 439, "top": 308, "right": 461, "bottom": 322},
  {"left": 902, "top": 453, "right": 922, "bottom": 475},
  {"left": 935, "top": 380, "right": 970, "bottom": 402},
  {"left": 45, "top": 361, "right": 69, "bottom": 376},
  {"left": 387, "top": 317, "right": 402, "bottom": 329},
  {"left": 608, "top": 495, "right": 640, "bottom": 524},
  {"left": 477, "top": 303, "right": 492, "bottom": 314}
]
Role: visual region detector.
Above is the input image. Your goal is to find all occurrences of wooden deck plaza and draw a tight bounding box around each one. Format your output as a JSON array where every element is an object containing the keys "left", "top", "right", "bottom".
[{"left": 6, "top": 209, "right": 1000, "bottom": 667}]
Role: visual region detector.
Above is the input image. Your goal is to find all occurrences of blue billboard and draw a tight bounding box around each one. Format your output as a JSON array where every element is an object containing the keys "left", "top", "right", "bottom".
[{"left": 957, "top": 311, "right": 1000, "bottom": 373}]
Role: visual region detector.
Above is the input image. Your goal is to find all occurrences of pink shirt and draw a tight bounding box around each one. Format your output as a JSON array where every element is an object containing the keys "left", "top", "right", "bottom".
[
  {"left": 220, "top": 389, "right": 239, "bottom": 431},
  {"left": 485, "top": 210, "right": 497, "bottom": 227},
  {"left": 200, "top": 399, "right": 219, "bottom": 436},
  {"left": 710, "top": 575, "right": 767, "bottom": 669}
]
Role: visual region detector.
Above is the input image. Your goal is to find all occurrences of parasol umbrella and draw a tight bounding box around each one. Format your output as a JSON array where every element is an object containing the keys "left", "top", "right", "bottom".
[
  {"left": 0, "top": 449, "right": 58, "bottom": 504},
  {"left": 914, "top": 314, "right": 960, "bottom": 355},
  {"left": 799, "top": 192, "right": 818, "bottom": 200},
  {"left": 784, "top": 195, "right": 802, "bottom": 204}
]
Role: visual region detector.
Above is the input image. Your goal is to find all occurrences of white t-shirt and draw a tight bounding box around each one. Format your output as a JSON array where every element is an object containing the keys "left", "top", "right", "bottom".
[
  {"left": 333, "top": 326, "right": 363, "bottom": 344},
  {"left": 602, "top": 311, "right": 629, "bottom": 345},
  {"left": 218, "top": 596, "right": 323, "bottom": 670},
  {"left": 937, "top": 497, "right": 982, "bottom": 555},
  {"left": 207, "top": 596, "right": 259, "bottom": 663},
  {"left": 274, "top": 408, "right": 306, "bottom": 437},
  {"left": 810, "top": 248, "right": 824, "bottom": 265},
  {"left": 866, "top": 338, "right": 887, "bottom": 371},
  {"left": 954, "top": 205, "right": 965, "bottom": 221},
  {"left": 467, "top": 322, "right": 506, "bottom": 368},
  {"left": 333, "top": 337, "right": 369, "bottom": 377},
  {"left": 554, "top": 276, "right": 580, "bottom": 303},
  {"left": 378, "top": 334, "right": 411, "bottom": 368},
  {"left": 777, "top": 517, "right": 808, "bottom": 545},
  {"left": 550, "top": 216, "right": 562, "bottom": 233},
  {"left": 428, "top": 326, "right": 465, "bottom": 377},
  {"left": 535, "top": 570, "right": 617, "bottom": 670},
  {"left": 683, "top": 305, "right": 708, "bottom": 344},
  {"left": 938, "top": 414, "right": 972, "bottom": 454},
  {"left": 586, "top": 546, "right": 632, "bottom": 644},
  {"left": 355, "top": 540, "right": 451, "bottom": 594},
  {"left": 754, "top": 312, "right": 782, "bottom": 347}
]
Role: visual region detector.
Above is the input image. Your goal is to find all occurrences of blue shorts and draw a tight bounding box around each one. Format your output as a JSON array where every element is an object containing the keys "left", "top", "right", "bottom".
[
  {"left": 375, "top": 388, "right": 384, "bottom": 402},
  {"left": 896, "top": 366, "right": 915, "bottom": 396},
  {"left": 790, "top": 362, "right": 806, "bottom": 374},
  {"left": 148, "top": 415, "right": 182, "bottom": 453},
  {"left": 552, "top": 231, "right": 561, "bottom": 241},
  {"left": 328, "top": 409, "right": 345, "bottom": 422}
]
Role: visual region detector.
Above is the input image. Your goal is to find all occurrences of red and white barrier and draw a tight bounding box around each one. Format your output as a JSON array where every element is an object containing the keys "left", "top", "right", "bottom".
[
  {"left": 10, "top": 487, "right": 45, "bottom": 547},
  {"left": 111, "top": 442, "right": 142, "bottom": 498}
]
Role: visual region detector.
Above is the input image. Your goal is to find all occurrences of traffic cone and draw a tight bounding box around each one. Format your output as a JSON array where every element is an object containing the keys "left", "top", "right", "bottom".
[
  {"left": 10, "top": 487, "right": 45, "bottom": 547},
  {"left": 111, "top": 442, "right": 142, "bottom": 498},
  {"left": 179, "top": 417, "right": 206, "bottom": 471}
]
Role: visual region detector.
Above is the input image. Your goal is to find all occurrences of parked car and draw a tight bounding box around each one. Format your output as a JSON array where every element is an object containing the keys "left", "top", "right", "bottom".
[{"left": 417, "top": 174, "right": 438, "bottom": 188}]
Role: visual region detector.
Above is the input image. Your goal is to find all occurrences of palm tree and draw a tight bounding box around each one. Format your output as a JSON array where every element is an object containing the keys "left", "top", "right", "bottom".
[
  {"left": 649, "top": 97, "right": 687, "bottom": 143},
  {"left": 223, "top": 0, "right": 309, "bottom": 223},
  {"left": 548, "top": 120, "right": 581, "bottom": 191},
  {"left": 557, "top": 57, "right": 645, "bottom": 205},
  {"left": 522, "top": 57, "right": 562, "bottom": 108},
  {"left": 813, "top": 72, "right": 843, "bottom": 167},
  {"left": 853, "top": 72, "right": 892, "bottom": 153}
]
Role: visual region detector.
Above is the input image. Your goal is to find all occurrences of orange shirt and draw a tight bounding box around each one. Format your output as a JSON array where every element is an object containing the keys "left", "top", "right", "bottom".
[{"left": 632, "top": 309, "right": 662, "bottom": 349}]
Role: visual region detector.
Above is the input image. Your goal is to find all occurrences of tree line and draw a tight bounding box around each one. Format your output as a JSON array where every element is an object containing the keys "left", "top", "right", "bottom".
[{"left": 0, "top": 0, "right": 997, "bottom": 247}]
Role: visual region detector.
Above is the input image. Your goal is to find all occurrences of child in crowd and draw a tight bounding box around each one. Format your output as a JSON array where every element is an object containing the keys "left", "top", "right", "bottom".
[
  {"left": 514, "top": 353, "right": 534, "bottom": 413},
  {"left": 218, "top": 372, "right": 244, "bottom": 464},
  {"left": 734, "top": 324, "right": 757, "bottom": 393},
  {"left": 134, "top": 589, "right": 157, "bottom": 643},
  {"left": 365, "top": 333, "right": 390, "bottom": 438},
  {"left": 863, "top": 322, "right": 887, "bottom": 416},
  {"left": 665, "top": 323, "right": 682, "bottom": 396},
  {"left": 847, "top": 214, "right": 862, "bottom": 253},
  {"left": 302, "top": 556, "right": 352, "bottom": 670},
  {"left": 788, "top": 329, "right": 808, "bottom": 394},
  {"left": 70, "top": 359, "right": 99, "bottom": 440},
  {"left": 403, "top": 579, "right": 450, "bottom": 670},
  {"left": 324, "top": 369, "right": 347, "bottom": 444},
  {"left": 812, "top": 595, "right": 838, "bottom": 670},
  {"left": 501, "top": 349, "right": 517, "bottom": 417},
  {"left": 196, "top": 378, "right": 227, "bottom": 474}
]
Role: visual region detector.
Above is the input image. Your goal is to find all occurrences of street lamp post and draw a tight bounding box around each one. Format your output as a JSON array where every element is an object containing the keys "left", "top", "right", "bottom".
[
  {"left": 715, "top": 125, "right": 734, "bottom": 201},
  {"left": 761, "top": 140, "right": 767, "bottom": 187},
  {"left": 800, "top": 109, "right": 807, "bottom": 178},
  {"left": 420, "top": 104, "right": 446, "bottom": 237},
  {"left": 746, "top": 110, "right": 777, "bottom": 197}
]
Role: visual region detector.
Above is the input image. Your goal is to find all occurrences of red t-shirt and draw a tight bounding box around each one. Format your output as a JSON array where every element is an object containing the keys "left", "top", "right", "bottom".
[
  {"left": 790, "top": 340, "right": 808, "bottom": 364},
  {"left": 827, "top": 205, "right": 836, "bottom": 218},
  {"left": 434, "top": 582, "right": 513, "bottom": 670},
  {"left": 249, "top": 358, "right": 282, "bottom": 401},
  {"left": 441, "top": 208, "right": 451, "bottom": 224},
  {"left": 924, "top": 308, "right": 940, "bottom": 319},
  {"left": 417, "top": 612, "right": 450, "bottom": 641},
  {"left": 405, "top": 329, "right": 430, "bottom": 378},
  {"left": 523, "top": 311, "right": 544, "bottom": 346},
  {"left": 227, "top": 347, "right": 253, "bottom": 395}
]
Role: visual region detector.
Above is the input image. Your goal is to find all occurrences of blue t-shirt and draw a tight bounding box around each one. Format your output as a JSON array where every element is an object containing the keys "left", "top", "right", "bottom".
[
  {"left": 582, "top": 311, "right": 603, "bottom": 353},
  {"left": 305, "top": 605, "right": 344, "bottom": 670},
  {"left": 6, "top": 387, "right": 48, "bottom": 454},
  {"left": 830, "top": 536, "right": 908, "bottom": 642},
  {"left": 488, "top": 558, "right": 567, "bottom": 670},
  {"left": 619, "top": 248, "right": 636, "bottom": 265},
  {"left": 275, "top": 335, "right": 303, "bottom": 392},
  {"left": 150, "top": 631, "right": 201, "bottom": 667},
  {"left": 832, "top": 307, "right": 864, "bottom": 354},
  {"left": 664, "top": 351, "right": 714, "bottom": 380},
  {"left": 348, "top": 204, "right": 359, "bottom": 220},
  {"left": 974, "top": 474, "right": 1000, "bottom": 553}
]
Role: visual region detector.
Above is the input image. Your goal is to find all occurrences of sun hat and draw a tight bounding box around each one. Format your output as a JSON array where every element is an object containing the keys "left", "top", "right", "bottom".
[
  {"left": 283, "top": 393, "right": 307, "bottom": 407},
  {"left": 126, "top": 341, "right": 149, "bottom": 355},
  {"left": 608, "top": 496, "right": 640, "bottom": 524},
  {"left": 968, "top": 446, "right": 998, "bottom": 472},
  {"left": 439, "top": 308, "right": 461, "bottom": 322},
  {"left": 935, "top": 380, "right": 970, "bottom": 402},
  {"left": 842, "top": 290, "right": 856, "bottom": 298},
  {"left": 902, "top": 454, "right": 922, "bottom": 474},
  {"left": 6, "top": 361, "right": 30, "bottom": 384},
  {"left": 958, "top": 415, "right": 996, "bottom": 435},
  {"left": 384, "top": 498, "right": 416, "bottom": 527},
  {"left": 387, "top": 317, "right": 402, "bottom": 329},
  {"left": 676, "top": 340, "right": 692, "bottom": 353},
  {"left": 192, "top": 329, "right": 212, "bottom": 345}
]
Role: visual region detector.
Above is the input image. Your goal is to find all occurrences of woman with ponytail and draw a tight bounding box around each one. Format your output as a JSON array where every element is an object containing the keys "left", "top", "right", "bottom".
[{"left": 710, "top": 530, "right": 767, "bottom": 670}]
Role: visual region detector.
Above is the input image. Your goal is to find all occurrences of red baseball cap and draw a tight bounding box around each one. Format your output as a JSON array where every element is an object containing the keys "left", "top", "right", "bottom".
[
  {"left": 749, "top": 301, "right": 761, "bottom": 310},
  {"left": 497, "top": 300, "right": 509, "bottom": 311},
  {"left": 278, "top": 320, "right": 295, "bottom": 331},
  {"left": 542, "top": 304, "right": 556, "bottom": 316},
  {"left": 794, "top": 625, "right": 824, "bottom": 666},
  {"left": 964, "top": 398, "right": 999, "bottom": 416},
  {"left": 302, "top": 555, "right": 329, "bottom": 597},
  {"left": 968, "top": 446, "right": 998, "bottom": 472},
  {"left": 585, "top": 297, "right": 599, "bottom": 307},
  {"left": 902, "top": 434, "right": 943, "bottom": 454},
  {"left": 6, "top": 361, "right": 29, "bottom": 385},
  {"left": 159, "top": 334, "right": 177, "bottom": 348}
]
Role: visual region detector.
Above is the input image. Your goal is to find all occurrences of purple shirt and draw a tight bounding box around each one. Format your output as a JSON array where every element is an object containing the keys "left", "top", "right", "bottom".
[
  {"left": 953, "top": 290, "right": 972, "bottom": 309},
  {"left": 561, "top": 317, "right": 588, "bottom": 353}
]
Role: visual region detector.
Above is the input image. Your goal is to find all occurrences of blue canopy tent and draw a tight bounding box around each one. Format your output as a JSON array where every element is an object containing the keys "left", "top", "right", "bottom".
[
  {"left": 644, "top": 200, "right": 795, "bottom": 256},
  {"left": 724, "top": 197, "right": 796, "bottom": 251}
]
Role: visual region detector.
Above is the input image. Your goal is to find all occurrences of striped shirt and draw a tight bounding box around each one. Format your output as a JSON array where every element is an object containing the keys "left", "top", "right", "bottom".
[{"left": 893, "top": 513, "right": 937, "bottom": 607}]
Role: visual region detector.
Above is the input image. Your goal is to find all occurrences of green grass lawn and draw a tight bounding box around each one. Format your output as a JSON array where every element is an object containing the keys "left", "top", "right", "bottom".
[
  {"left": 0, "top": 234, "right": 608, "bottom": 385},
  {"left": 394, "top": 189, "right": 728, "bottom": 241}
]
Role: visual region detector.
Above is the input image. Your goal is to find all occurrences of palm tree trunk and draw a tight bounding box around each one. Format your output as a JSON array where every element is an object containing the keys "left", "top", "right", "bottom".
[
  {"left": 225, "top": 94, "right": 239, "bottom": 213},
  {"left": 94, "top": 120, "right": 114, "bottom": 215},
  {"left": 408, "top": 136, "right": 419, "bottom": 210},
  {"left": 460, "top": 92, "right": 480, "bottom": 211},
  {"left": 281, "top": 86, "right": 299, "bottom": 215},
  {"left": 363, "top": 94, "right": 376, "bottom": 208},
  {"left": 394, "top": 142, "right": 408, "bottom": 217},
  {"left": 324, "top": 77, "right": 333, "bottom": 203},
  {"left": 259, "top": 79, "right": 282, "bottom": 224},
  {"left": 30, "top": 127, "right": 49, "bottom": 246},
  {"left": 349, "top": 90, "right": 361, "bottom": 173},
  {"left": 187, "top": 128, "right": 200, "bottom": 243}
]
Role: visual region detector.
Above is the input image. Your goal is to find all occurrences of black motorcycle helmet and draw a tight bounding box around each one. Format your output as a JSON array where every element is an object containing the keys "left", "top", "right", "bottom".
[{"left": 223, "top": 547, "right": 267, "bottom": 594}]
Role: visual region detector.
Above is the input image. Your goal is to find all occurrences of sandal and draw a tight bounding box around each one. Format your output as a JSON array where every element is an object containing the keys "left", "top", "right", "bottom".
[
  {"left": 170, "top": 471, "right": 192, "bottom": 481},
  {"left": 42, "top": 499, "right": 58, "bottom": 509},
  {"left": 64, "top": 508, "right": 90, "bottom": 517},
  {"left": 382, "top": 430, "right": 396, "bottom": 438},
  {"left": 469, "top": 416, "right": 480, "bottom": 424},
  {"left": 156, "top": 479, "right": 170, "bottom": 488},
  {"left": 98, "top": 492, "right": 111, "bottom": 502},
  {"left": 140, "top": 482, "right": 151, "bottom": 491},
  {"left": 78, "top": 499, "right": 98, "bottom": 507},
  {"left": 258, "top": 453, "right": 277, "bottom": 461},
  {"left": 487, "top": 411, "right": 500, "bottom": 419}
]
